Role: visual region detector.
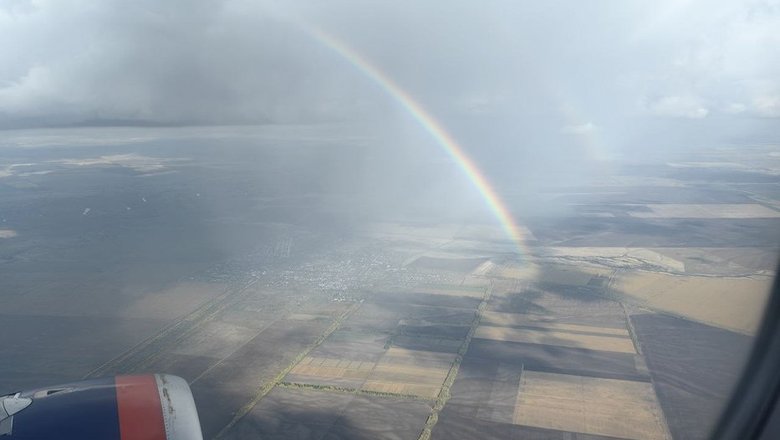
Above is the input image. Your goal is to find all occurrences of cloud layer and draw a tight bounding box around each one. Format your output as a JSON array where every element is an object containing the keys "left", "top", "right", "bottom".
[{"left": 1, "top": 0, "right": 779, "bottom": 152}]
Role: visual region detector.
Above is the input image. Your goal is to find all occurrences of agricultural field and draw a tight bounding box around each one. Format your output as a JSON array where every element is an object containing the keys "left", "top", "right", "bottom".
[
  {"left": 1, "top": 136, "right": 778, "bottom": 439},
  {"left": 611, "top": 271, "right": 771, "bottom": 335},
  {"left": 223, "top": 387, "right": 433, "bottom": 439},
  {"left": 513, "top": 371, "right": 667, "bottom": 439}
]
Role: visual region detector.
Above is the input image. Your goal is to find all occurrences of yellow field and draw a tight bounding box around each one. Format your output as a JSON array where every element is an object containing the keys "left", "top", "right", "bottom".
[
  {"left": 514, "top": 371, "right": 668, "bottom": 439},
  {"left": 381, "top": 346, "right": 455, "bottom": 362},
  {"left": 612, "top": 272, "right": 771, "bottom": 334},
  {"left": 474, "top": 325, "right": 636, "bottom": 354},
  {"left": 290, "top": 357, "right": 375, "bottom": 380},
  {"left": 288, "top": 348, "right": 454, "bottom": 399},
  {"left": 365, "top": 348, "right": 452, "bottom": 398},
  {"left": 368, "top": 363, "right": 449, "bottom": 383}
]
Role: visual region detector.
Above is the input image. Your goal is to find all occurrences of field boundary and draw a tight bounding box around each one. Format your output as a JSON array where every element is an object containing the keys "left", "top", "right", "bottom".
[
  {"left": 213, "top": 300, "right": 363, "bottom": 439},
  {"left": 278, "top": 381, "right": 430, "bottom": 401},
  {"left": 84, "top": 277, "right": 259, "bottom": 378},
  {"left": 417, "top": 280, "right": 493, "bottom": 440}
]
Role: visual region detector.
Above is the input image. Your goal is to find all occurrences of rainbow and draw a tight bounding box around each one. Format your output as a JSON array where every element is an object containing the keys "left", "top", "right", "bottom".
[{"left": 305, "top": 26, "right": 526, "bottom": 253}]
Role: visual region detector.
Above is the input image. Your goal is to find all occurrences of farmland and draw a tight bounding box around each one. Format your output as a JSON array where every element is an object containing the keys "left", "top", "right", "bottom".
[{"left": 1, "top": 128, "right": 778, "bottom": 439}]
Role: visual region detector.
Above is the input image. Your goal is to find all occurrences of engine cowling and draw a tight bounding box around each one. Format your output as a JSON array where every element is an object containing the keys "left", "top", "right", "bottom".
[{"left": 0, "top": 374, "right": 202, "bottom": 440}]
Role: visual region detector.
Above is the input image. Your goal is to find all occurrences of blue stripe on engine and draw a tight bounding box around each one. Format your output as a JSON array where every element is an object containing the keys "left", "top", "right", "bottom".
[{"left": 9, "top": 377, "right": 121, "bottom": 440}]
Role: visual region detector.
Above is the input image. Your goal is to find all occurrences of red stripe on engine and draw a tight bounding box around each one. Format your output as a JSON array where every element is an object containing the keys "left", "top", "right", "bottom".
[{"left": 115, "top": 375, "right": 167, "bottom": 440}]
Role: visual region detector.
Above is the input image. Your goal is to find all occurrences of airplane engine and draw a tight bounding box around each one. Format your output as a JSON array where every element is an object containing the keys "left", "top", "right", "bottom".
[{"left": 0, "top": 374, "right": 202, "bottom": 440}]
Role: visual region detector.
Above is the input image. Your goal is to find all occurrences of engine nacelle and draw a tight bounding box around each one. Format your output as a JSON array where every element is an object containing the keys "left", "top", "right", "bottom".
[{"left": 0, "top": 374, "right": 202, "bottom": 440}]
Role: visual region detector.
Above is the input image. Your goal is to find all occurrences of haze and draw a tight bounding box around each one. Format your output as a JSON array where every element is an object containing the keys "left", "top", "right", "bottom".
[{"left": 1, "top": 2, "right": 780, "bottom": 440}]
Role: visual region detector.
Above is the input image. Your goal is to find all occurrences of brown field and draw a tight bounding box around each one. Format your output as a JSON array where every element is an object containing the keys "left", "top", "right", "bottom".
[
  {"left": 480, "top": 311, "right": 630, "bottom": 337},
  {"left": 367, "top": 363, "right": 448, "bottom": 383},
  {"left": 487, "top": 262, "right": 540, "bottom": 280},
  {"left": 190, "top": 314, "right": 348, "bottom": 439},
  {"left": 461, "top": 275, "right": 492, "bottom": 287},
  {"left": 287, "top": 345, "right": 456, "bottom": 399},
  {"left": 649, "top": 247, "right": 777, "bottom": 275},
  {"left": 514, "top": 371, "right": 669, "bottom": 440},
  {"left": 0, "top": 279, "right": 228, "bottom": 320},
  {"left": 612, "top": 271, "right": 772, "bottom": 334},
  {"left": 536, "top": 264, "right": 613, "bottom": 285},
  {"left": 381, "top": 346, "right": 456, "bottom": 363},
  {"left": 413, "top": 284, "right": 486, "bottom": 298},
  {"left": 226, "top": 387, "right": 433, "bottom": 439},
  {"left": 363, "top": 348, "right": 454, "bottom": 398},
  {"left": 120, "top": 282, "right": 230, "bottom": 320},
  {"left": 488, "top": 262, "right": 610, "bottom": 285},
  {"left": 366, "top": 366, "right": 448, "bottom": 384},
  {"left": 12, "top": 135, "right": 779, "bottom": 440},
  {"left": 391, "top": 335, "right": 463, "bottom": 353},
  {"left": 282, "top": 293, "right": 472, "bottom": 397},
  {"left": 474, "top": 325, "right": 636, "bottom": 354},
  {"left": 286, "top": 313, "right": 322, "bottom": 321},
  {"left": 539, "top": 247, "right": 686, "bottom": 272},
  {"left": 539, "top": 246, "right": 777, "bottom": 276},
  {"left": 171, "top": 320, "right": 259, "bottom": 359}
]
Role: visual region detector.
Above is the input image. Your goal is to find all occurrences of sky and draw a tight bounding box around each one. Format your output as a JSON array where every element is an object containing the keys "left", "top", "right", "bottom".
[{"left": 1, "top": 0, "right": 779, "bottom": 157}]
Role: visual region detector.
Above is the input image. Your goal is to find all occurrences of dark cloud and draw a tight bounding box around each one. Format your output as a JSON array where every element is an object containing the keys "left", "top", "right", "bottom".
[{"left": 0, "top": 0, "right": 778, "bottom": 154}]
